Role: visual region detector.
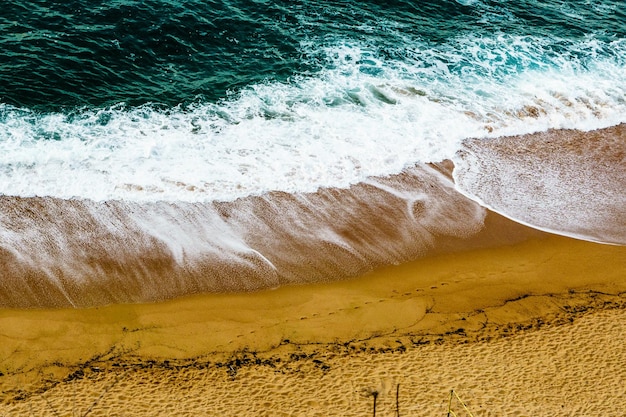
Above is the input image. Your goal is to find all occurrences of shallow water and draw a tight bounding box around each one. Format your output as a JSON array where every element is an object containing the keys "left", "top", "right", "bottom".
[
  {"left": 0, "top": 163, "right": 524, "bottom": 307},
  {"left": 454, "top": 124, "right": 626, "bottom": 245}
]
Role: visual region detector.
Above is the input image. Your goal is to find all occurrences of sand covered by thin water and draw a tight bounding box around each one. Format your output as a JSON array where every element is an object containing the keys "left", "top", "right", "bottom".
[
  {"left": 1, "top": 231, "right": 625, "bottom": 416},
  {"left": 0, "top": 162, "right": 529, "bottom": 308},
  {"left": 1, "top": 125, "right": 624, "bottom": 309},
  {"left": 454, "top": 123, "right": 626, "bottom": 244}
]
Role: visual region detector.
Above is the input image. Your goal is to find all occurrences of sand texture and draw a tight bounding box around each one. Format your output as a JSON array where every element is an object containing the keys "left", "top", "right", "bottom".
[
  {"left": 1, "top": 231, "right": 625, "bottom": 416},
  {"left": 3, "top": 305, "right": 625, "bottom": 417}
]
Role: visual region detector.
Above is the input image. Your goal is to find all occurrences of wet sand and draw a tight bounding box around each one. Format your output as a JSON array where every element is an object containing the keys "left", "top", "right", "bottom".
[
  {"left": 1, "top": 124, "right": 625, "bottom": 415},
  {"left": 0, "top": 162, "right": 493, "bottom": 308},
  {"left": 1, "top": 226, "right": 625, "bottom": 416},
  {"left": 454, "top": 123, "right": 626, "bottom": 244}
]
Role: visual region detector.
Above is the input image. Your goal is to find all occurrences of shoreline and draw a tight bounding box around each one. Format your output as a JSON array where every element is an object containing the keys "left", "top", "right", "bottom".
[
  {"left": 1, "top": 124, "right": 623, "bottom": 308},
  {"left": 2, "top": 230, "right": 625, "bottom": 415}
]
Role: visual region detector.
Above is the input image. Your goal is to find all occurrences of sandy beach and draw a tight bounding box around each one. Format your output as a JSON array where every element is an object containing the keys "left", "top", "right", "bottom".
[
  {"left": 1, "top": 222, "right": 625, "bottom": 416},
  {"left": 2, "top": 1, "right": 625, "bottom": 415}
]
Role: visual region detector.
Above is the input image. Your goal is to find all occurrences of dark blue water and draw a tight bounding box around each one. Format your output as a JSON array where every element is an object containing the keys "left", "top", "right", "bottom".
[{"left": 1, "top": 0, "right": 624, "bottom": 109}]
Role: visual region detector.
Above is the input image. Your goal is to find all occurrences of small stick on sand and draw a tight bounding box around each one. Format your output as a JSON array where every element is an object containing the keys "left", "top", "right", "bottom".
[
  {"left": 371, "top": 390, "right": 378, "bottom": 417},
  {"left": 395, "top": 384, "right": 400, "bottom": 417}
]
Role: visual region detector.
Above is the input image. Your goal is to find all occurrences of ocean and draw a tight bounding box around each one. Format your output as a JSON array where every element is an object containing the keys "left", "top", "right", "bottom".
[{"left": 0, "top": 0, "right": 624, "bottom": 307}]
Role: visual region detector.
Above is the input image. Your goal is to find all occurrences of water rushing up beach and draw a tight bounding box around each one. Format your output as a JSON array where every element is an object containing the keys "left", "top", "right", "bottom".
[{"left": 1, "top": 0, "right": 624, "bottom": 307}]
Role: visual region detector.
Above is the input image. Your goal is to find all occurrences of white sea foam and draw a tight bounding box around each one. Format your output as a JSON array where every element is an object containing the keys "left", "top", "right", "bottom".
[{"left": 1, "top": 35, "right": 625, "bottom": 202}]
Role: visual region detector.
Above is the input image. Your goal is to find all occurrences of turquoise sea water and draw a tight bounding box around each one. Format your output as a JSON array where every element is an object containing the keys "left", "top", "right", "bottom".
[
  {"left": 1, "top": 0, "right": 625, "bottom": 201},
  {"left": 2, "top": 0, "right": 625, "bottom": 108}
]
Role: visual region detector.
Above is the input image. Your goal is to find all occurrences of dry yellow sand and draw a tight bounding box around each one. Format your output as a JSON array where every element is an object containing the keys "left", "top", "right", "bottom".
[{"left": 1, "top": 232, "right": 625, "bottom": 416}]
